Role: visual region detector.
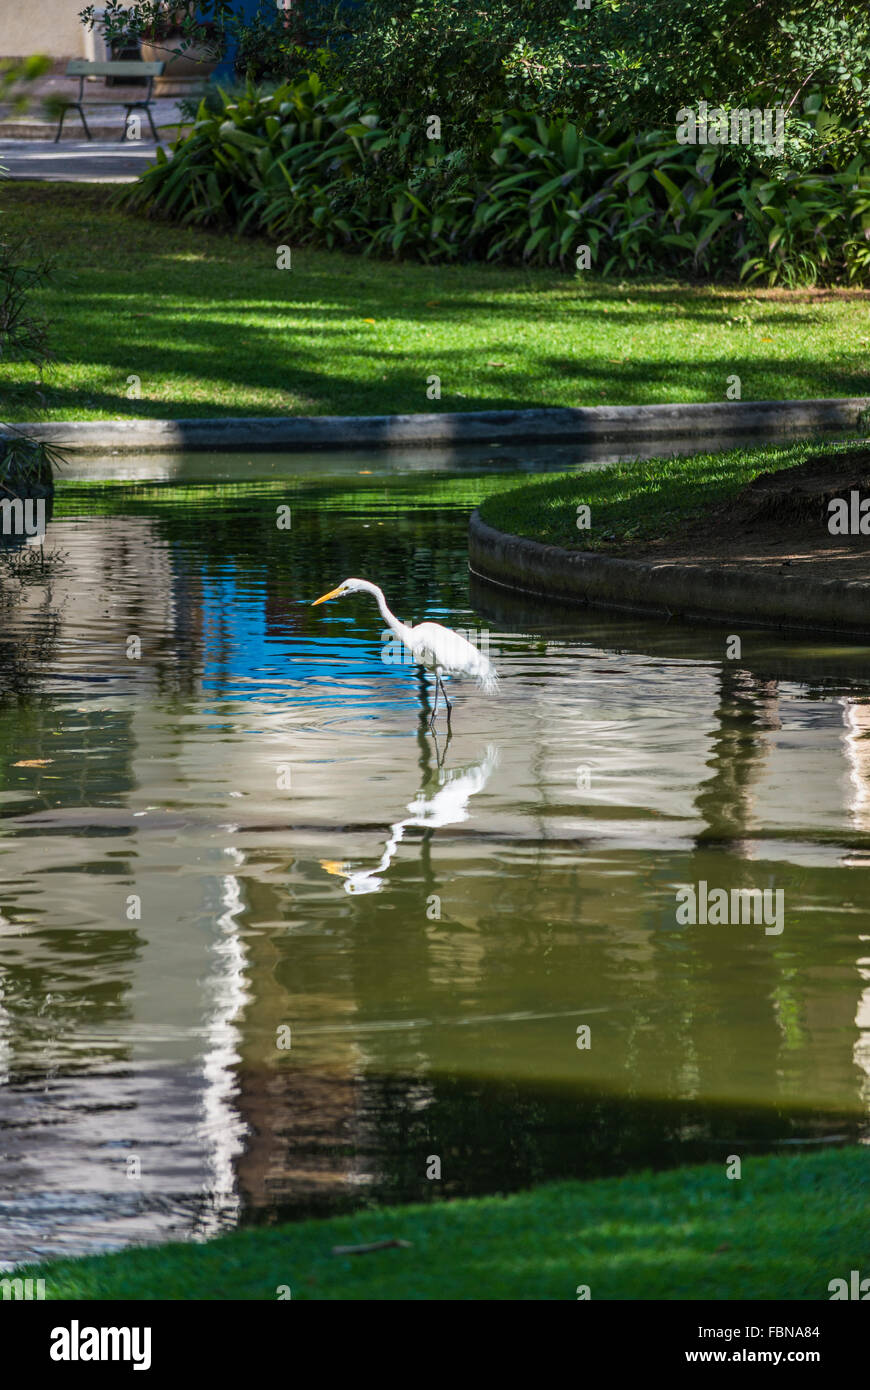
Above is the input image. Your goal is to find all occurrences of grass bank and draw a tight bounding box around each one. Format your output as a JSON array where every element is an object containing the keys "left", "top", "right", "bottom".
[
  {"left": 11, "top": 1147, "right": 868, "bottom": 1300},
  {"left": 1, "top": 183, "right": 869, "bottom": 423},
  {"left": 477, "top": 437, "right": 870, "bottom": 551}
]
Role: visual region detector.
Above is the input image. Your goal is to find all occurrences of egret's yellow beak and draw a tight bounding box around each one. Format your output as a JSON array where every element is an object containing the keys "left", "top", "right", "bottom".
[{"left": 312, "top": 585, "right": 345, "bottom": 606}]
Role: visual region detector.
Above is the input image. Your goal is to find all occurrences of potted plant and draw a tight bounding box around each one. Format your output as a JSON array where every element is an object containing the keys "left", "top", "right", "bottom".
[
  {"left": 139, "top": 4, "right": 223, "bottom": 96},
  {"left": 80, "top": 3, "right": 227, "bottom": 98}
]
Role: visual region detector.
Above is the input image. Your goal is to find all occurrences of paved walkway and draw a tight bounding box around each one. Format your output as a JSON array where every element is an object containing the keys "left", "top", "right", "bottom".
[
  {"left": 0, "top": 138, "right": 165, "bottom": 182},
  {"left": 0, "top": 72, "right": 185, "bottom": 179}
]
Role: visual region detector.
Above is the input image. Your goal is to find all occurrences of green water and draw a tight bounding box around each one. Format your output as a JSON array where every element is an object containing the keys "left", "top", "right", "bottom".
[{"left": 1, "top": 452, "right": 869, "bottom": 1265}]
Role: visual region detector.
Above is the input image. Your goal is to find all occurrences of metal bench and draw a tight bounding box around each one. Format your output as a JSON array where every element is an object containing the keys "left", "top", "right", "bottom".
[{"left": 55, "top": 60, "right": 165, "bottom": 143}]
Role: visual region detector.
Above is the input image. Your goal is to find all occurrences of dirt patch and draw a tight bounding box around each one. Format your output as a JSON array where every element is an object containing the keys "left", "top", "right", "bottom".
[
  {"left": 719, "top": 286, "right": 870, "bottom": 303},
  {"left": 619, "top": 450, "right": 870, "bottom": 583}
]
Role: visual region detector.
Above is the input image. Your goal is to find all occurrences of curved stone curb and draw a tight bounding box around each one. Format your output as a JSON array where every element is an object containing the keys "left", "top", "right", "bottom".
[
  {"left": 468, "top": 511, "right": 870, "bottom": 637},
  {"left": 4, "top": 396, "right": 868, "bottom": 453}
]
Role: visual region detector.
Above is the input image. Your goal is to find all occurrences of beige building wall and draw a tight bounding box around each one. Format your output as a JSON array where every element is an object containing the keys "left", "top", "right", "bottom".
[{"left": 1, "top": 0, "right": 92, "bottom": 60}]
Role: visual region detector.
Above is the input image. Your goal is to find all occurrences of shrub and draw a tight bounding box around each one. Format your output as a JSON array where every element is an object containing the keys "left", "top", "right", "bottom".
[
  {"left": 740, "top": 160, "right": 870, "bottom": 286},
  {"left": 123, "top": 76, "right": 389, "bottom": 250},
  {"left": 313, "top": 0, "right": 870, "bottom": 157},
  {"left": 120, "top": 76, "right": 870, "bottom": 285},
  {"left": 471, "top": 117, "right": 745, "bottom": 274}
]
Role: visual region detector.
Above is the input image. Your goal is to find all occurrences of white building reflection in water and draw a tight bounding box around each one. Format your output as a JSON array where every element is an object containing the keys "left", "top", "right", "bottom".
[
  {"left": 837, "top": 698, "right": 870, "bottom": 1120},
  {"left": 840, "top": 697, "right": 870, "bottom": 835},
  {"left": 196, "top": 868, "right": 252, "bottom": 1238}
]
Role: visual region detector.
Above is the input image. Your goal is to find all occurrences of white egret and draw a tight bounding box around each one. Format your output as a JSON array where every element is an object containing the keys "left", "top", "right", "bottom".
[{"left": 312, "top": 577, "right": 498, "bottom": 724}]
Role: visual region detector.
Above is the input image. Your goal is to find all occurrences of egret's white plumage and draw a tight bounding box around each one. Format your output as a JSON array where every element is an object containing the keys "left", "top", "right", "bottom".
[{"left": 312, "top": 577, "right": 498, "bottom": 721}]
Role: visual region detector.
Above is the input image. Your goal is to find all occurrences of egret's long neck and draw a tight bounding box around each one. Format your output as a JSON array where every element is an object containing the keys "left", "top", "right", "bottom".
[{"left": 363, "top": 581, "right": 413, "bottom": 645}]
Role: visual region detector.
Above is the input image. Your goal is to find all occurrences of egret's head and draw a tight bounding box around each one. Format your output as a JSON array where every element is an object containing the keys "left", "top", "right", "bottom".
[{"left": 311, "top": 578, "right": 366, "bottom": 606}]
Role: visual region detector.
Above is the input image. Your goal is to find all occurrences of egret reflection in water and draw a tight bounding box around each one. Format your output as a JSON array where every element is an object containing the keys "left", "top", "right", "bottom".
[{"left": 323, "top": 738, "right": 500, "bottom": 895}]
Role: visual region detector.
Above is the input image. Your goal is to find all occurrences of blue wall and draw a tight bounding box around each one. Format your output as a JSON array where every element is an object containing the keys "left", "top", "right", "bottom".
[
  {"left": 211, "top": 0, "right": 364, "bottom": 80},
  {"left": 212, "top": 0, "right": 267, "bottom": 82}
]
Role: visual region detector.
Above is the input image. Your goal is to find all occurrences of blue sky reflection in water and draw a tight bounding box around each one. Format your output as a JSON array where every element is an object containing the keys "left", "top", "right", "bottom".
[{"left": 0, "top": 454, "right": 869, "bottom": 1267}]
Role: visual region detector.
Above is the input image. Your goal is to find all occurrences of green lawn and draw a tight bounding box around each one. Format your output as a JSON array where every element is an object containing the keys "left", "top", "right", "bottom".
[
  {"left": 11, "top": 1147, "right": 867, "bottom": 1300},
  {"left": 477, "top": 437, "right": 870, "bottom": 550},
  {"left": 1, "top": 182, "right": 869, "bottom": 422}
]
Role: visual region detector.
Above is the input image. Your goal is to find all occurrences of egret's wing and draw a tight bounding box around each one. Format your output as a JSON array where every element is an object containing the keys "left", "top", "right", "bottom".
[{"left": 410, "top": 622, "right": 498, "bottom": 686}]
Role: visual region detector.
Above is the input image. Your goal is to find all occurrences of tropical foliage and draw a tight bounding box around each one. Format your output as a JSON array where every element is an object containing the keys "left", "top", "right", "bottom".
[{"left": 122, "top": 76, "right": 870, "bottom": 285}]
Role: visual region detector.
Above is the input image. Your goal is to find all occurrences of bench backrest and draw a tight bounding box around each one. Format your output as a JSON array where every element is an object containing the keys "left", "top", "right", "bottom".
[{"left": 66, "top": 60, "right": 165, "bottom": 77}]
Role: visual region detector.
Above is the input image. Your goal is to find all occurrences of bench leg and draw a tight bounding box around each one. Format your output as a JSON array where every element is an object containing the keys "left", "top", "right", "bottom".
[
  {"left": 145, "top": 104, "right": 159, "bottom": 143},
  {"left": 55, "top": 104, "right": 91, "bottom": 142}
]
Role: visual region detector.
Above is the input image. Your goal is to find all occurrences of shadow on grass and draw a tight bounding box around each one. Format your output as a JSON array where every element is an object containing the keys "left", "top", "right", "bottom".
[{"left": 3, "top": 181, "right": 868, "bottom": 420}]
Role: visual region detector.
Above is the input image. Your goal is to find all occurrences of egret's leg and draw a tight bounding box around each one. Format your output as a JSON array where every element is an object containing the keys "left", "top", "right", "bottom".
[
  {"left": 429, "top": 673, "right": 439, "bottom": 726},
  {"left": 432, "top": 727, "right": 446, "bottom": 768},
  {"left": 441, "top": 678, "right": 452, "bottom": 727}
]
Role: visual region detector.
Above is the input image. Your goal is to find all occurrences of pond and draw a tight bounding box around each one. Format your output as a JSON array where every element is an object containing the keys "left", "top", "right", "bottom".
[{"left": 1, "top": 443, "right": 869, "bottom": 1267}]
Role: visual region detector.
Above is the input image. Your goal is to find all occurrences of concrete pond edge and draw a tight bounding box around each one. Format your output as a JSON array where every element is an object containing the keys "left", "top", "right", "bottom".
[
  {"left": 4, "top": 396, "right": 869, "bottom": 453},
  {"left": 468, "top": 511, "right": 870, "bottom": 638}
]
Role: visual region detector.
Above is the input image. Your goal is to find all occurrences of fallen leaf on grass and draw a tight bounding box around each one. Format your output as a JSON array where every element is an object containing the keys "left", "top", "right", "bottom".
[{"left": 486, "top": 361, "right": 507, "bottom": 367}]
